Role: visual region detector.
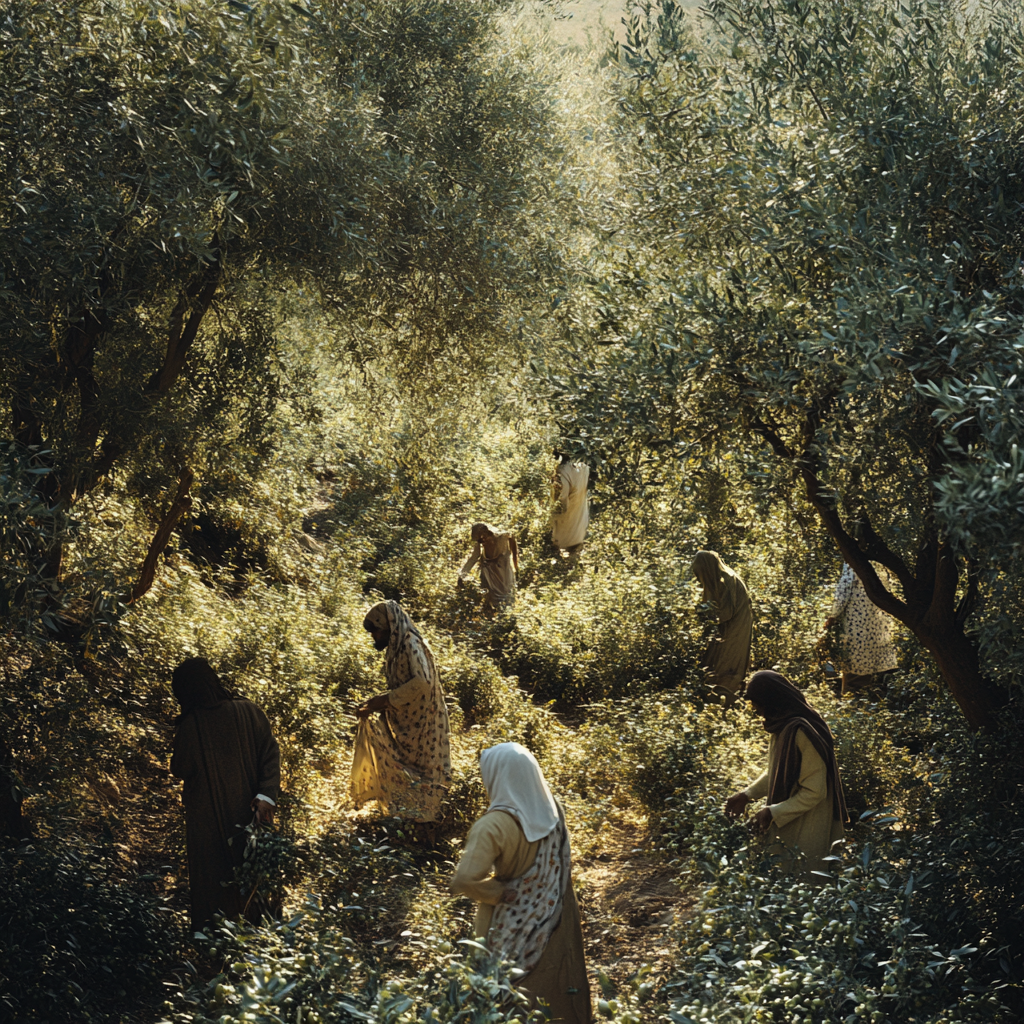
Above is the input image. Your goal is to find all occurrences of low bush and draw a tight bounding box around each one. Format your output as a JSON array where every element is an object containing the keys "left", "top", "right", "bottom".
[
  {"left": 0, "top": 838, "right": 181, "bottom": 1022},
  {"left": 160, "top": 902, "right": 539, "bottom": 1024}
]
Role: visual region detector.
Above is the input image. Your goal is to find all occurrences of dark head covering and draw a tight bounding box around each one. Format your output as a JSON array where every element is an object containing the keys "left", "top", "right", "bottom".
[
  {"left": 744, "top": 670, "right": 848, "bottom": 823},
  {"left": 172, "top": 658, "right": 232, "bottom": 718}
]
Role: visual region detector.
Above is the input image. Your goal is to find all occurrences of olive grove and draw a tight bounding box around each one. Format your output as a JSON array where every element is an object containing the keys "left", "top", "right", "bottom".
[{"left": 0, "top": 2, "right": 1021, "bottom": 1023}]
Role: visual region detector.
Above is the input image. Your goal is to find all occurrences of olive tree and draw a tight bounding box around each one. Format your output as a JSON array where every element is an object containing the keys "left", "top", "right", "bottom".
[
  {"left": 0, "top": 0, "right": 564, "bottom": 594},
  {"left": 548, "top": 0, "right": 1024, "bottom": 727}
]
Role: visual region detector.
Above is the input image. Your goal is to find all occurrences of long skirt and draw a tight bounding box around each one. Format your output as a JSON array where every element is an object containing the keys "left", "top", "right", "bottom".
[{"left": 520, "top": 880, "right": 593, "bottom": 1024}]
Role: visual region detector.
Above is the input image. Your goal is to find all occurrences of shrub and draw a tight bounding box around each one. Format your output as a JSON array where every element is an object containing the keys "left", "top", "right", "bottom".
[
  {"left": 160, "top": 902, "right": 538, "bottom": 1024},
  {"left": 0, "top": 838, "right": 180, "bottom": 1022}
]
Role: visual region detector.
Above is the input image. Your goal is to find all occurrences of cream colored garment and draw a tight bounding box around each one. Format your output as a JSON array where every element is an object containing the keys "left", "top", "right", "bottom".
[
  {"left": 459, "top": 533, "right": 516, "bottom": 609},
  {"left": 480, "top": 742, "right": 558, "bottom": 842},
  {"left": 551, "top": 461, "right": 590, "bottom": 549},
  {"left": 829, "top": 563, "right": 897, "bottom": 675},
  {"left": 349, "top": 601, "right": 451, "bottom": 822},
  {"left": 450, "top": 809, "right": 592, "bottom": 1024},
  {"left": 742, "top": 728, "right": 845, "bottom": 877},
  {"left": 475, "top": 744, "right": 567, "bottom": 974},
  {"left": 692, "top": 551, "right": 753, "bottom": 694}
]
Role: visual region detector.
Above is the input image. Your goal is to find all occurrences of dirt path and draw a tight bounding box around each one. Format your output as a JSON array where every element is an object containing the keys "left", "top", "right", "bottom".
[{"left": 576, "top": 818, "right": 696, "bottom": 993}]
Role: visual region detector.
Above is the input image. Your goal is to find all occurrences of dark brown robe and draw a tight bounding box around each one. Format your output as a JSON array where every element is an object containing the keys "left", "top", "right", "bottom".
[{"left": 170, "top": 699, "right": 280, "bottom": 931}]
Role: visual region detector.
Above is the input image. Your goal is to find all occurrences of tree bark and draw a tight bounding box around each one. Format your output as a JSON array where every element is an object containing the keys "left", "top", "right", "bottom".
[
  {"left": 747, "top": 408, "right": 1004, "bottom": 729},
  {"left": 129, "top": 469, "right": 194, "bottom": 604},
  {"left": 914, "top": 622, "right": 996, "bottom": 732}
]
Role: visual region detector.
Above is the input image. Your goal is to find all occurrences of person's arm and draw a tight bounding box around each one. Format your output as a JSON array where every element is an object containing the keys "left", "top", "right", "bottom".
[
  {"left": 449, "top": 814, "right": 514, "bottom": 905},
  {"left": 766, "top": 731, "right": 828, "bottom": 829},
  {"left": 509, "top": 535, "right": 519, "bottom": 573},
  {"left": 458, "top": 542, "right": 481, "bottom": 581},
  {"left": 169, "top": 719, "right": 198, "bottom": 781},
  {"left": 725, "top": 769, "right": 768, "bottom": 817},
  {"left": 716, "top": 580, "right": 738, "bottom": 623},
  {"left": 251, "top": 703, "right": 281, "bottom": 823},
  {"left": 743, "top": 771, "right": 770, "bottom": 801}
]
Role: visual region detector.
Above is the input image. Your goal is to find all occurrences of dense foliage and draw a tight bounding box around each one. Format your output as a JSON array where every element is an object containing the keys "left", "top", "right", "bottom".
[
  {"left": 0, "top": 1, "right": 1021, "bottom": 1023},
  {"left": 546, "top": 0, "right": 1024, "bottom": 727}
]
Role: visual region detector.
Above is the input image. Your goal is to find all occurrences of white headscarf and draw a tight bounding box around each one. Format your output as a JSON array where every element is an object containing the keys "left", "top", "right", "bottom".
[{"left": 479, "top": 742, "right": 559, "bottom": 843}]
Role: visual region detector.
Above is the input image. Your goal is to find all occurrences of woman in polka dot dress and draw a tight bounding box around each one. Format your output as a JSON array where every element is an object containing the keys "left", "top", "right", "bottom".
[
  {"left": 825, "top": 563, "right": 897, "bottom": 695},
  {"left": 350, "top": 600, "right": 451, "bottom": 823}
]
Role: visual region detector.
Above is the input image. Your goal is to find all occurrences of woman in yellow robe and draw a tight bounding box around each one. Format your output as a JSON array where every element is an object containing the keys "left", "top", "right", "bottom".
[
  {"left": 450, "top": 743, "right": 592, "bottom": 1023},
  {"left": 349, "top": 601, "right": 451, "bottom": 823},
  {"left": 725, "top": 670, "right": 848, "bottom": 878}
]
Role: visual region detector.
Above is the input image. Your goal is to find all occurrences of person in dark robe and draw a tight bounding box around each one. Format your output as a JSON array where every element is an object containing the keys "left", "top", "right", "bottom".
[
  {"left": 170, "top": 658, "right": 280, "bottom": 932},
  {"left": 0, "top": 732, "right": 31, "bottom": 840}
]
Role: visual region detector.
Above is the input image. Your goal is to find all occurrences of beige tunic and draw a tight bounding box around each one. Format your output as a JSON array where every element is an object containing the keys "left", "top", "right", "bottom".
[
  {"left": 743, "top": 729, "right": 844, "bottom": 877},
  {"left": 459, "top": 534, "right": 516, "bottom": 610},
  {"left": 170, "top": 699, "right": 280, "bottom": 930},
  {"left": 451, "top": 810, "right": 592, "bottom": 1024},
  {"left": 551, "top": 462, "right": 590, "bottom": 550},
  {"left": 705, "top": 577, "right": 753, "bottom": 695}
]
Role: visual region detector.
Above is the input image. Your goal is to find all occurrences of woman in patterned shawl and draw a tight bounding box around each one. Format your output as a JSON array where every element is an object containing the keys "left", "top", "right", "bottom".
[
  {"left": 725, "top": 670, "right": 848, "bottom": 879},
  {"left": 349, "top": 601, "right": 451, "bottom": 823},
  {"left": 450, "top": 743, "right": 592, "bottom": 1023},
  {"left": 691, "top": 550, "right": 754, "bottom": 703}
]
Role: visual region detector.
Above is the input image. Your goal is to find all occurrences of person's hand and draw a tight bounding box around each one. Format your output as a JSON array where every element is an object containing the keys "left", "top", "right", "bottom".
[
  {"left": 501, "top": 883, "right": 518, "bottom": 904},
  {"left": 252, "top": 798, "right": 275, "bottom": 825},
  {"left": 753, "top": 806, "right": 773, "bottom": 833},
  {"left": 356, "top": 694, "right": 391, "bottom": 719},
  {"left": 724, "top": 791, "right": 751, "bottom": 819}
]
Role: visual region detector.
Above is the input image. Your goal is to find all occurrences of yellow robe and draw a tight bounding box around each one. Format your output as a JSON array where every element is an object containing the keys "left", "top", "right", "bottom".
[
  {"left": 743, "top": 729, "right": 844, "bottom": 877},
  {"left": 450, "top": 809, "right": 592, "bottom": 1023},
  {"left": 350, "top": 674, "right": 450, "bottom": 822}
]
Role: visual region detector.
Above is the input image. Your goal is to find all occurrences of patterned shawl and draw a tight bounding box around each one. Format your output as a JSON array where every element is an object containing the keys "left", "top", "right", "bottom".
[
  {"left": 481, "top": 744, "right": 570, "bottom": 974},
  {"left": 744, "top": 670, "right": 849, "bottom": 823},
  {"left": 364, "top": 600, "right": 439, "bottom": 692}
]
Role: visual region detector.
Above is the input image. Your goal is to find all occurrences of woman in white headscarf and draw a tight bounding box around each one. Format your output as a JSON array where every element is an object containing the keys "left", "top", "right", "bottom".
[
  {"left": 349, "top": 600, "right": 451, "bottom": 823},
  {"left": 691, "top": 550, "right": 753, "bottom": 702},
  {"left": 450, "top": 743, "right": 592, "bottom": 1024}
]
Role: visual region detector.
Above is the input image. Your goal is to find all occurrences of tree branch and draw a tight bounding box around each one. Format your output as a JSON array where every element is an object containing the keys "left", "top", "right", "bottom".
[
  {"left": 954, "top": 558, "right": 980, "bottom": 629},
  {"left": 89, "top": 254, "right": 221, "bottom": 485},
  {"left": 129, "top": 469, "right": 194, "bottom": 604}
]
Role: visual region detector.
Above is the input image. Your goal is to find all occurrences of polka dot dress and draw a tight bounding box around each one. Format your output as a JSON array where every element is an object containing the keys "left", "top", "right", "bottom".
[
  {"left": 829, "top": 564, "right": 898, "bottom": 675},
  {"left": 350, "top": 601, "right": 452, "bottom": 822}
]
